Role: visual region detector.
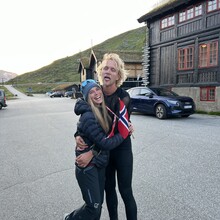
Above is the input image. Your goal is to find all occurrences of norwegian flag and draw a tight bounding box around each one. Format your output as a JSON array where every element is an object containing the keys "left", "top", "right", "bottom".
[{"left": 118, "top": 99, "right": 129, "bottom": 139}]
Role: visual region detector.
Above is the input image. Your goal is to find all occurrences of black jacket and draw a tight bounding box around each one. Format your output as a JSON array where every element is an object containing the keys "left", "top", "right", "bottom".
[{"left": 74, "top": 98, "right": 124, "bottom": 168}]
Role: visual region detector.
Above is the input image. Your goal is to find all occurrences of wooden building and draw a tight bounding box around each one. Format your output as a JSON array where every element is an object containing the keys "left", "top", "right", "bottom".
[
  {"left": 138, "top": 0, "right": 220, "bottom": 112},
  {"left": 78, "top": 49, "right": 143, "bottom": 89},
  {"left": 52, "top": 83, "right": 79, "bottom": 93}
]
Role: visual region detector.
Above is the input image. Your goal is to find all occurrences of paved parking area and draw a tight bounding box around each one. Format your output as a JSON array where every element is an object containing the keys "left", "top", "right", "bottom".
[{"left": 1, "top": 94, "right": 220, "bottom": 220}]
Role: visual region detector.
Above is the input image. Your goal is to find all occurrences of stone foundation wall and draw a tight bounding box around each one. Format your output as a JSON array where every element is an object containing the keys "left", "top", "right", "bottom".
[{"left": 172, "top": 87, "right": 220, "bottom": 112}]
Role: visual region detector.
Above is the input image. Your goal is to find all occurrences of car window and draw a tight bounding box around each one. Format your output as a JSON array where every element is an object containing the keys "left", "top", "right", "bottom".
[
  {"left": 129, "top": 88, "right": 140, "bottom": 97},
  {"left": 140, "top": 88, "right": 151, "bottom": 96},
  {"left": 151, "top": 88, "right": 178, "bottom": 97},
  {"left": 159, "top": 89, "right": 178, "bottom": 96},
  {"left": 130, "top": 88, "right": 152, "bottom": 97}
]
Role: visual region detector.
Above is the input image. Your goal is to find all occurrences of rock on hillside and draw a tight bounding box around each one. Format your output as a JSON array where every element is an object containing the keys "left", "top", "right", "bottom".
[{"left": 0, "top": 70, "right": 18, "bottom": 82}]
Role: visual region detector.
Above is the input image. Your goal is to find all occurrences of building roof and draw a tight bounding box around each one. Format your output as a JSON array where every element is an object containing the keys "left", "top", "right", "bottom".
[
  {"left": 138, "top": 0, "right": 200, "bottom": 23},
  {"left": 77, "top": 56, "right": 90, "bottom": 73}
]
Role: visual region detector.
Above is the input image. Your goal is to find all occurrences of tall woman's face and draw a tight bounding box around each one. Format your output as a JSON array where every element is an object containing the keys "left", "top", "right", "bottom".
[{"left": 88, "top": 87, "right": 103, "bottom": 105}]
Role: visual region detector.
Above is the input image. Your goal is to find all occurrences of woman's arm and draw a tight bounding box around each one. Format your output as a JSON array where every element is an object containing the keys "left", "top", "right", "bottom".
[{"left": 81, "top": 113, "right": 126, "bottom": 150}]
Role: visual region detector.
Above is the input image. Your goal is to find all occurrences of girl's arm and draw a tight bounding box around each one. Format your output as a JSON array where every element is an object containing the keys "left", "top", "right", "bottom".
[{"left": 80, "top": 112, "right": 127, "bottom": 150}]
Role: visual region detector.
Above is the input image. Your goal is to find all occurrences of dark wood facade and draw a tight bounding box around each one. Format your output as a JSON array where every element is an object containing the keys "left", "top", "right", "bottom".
[{"left": 138, "top": 0, "right": 220, "bottom": 111}]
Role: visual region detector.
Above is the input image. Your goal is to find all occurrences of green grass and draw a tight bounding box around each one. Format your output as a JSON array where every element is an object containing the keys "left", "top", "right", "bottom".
[
  {"left": 0, "top": 85, "right": 17, "bottom": 100},
  {"left": 12, "top": 83, "right": 63, "bottom": 94},
  {"left": 196, "top": 110, "right": 220, "bottom": 116}
]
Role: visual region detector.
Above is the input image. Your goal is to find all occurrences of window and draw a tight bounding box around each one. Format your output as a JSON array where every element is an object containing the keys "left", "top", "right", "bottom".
[
  {"left": 199, "top": 41, "right": 218, "bottom": 67},
  {"left": 187, "top": 7, "right": 194, "bottom": 19},
  {"left": 179, "top": 11, "right": 186, "bottom": 22},
  {"left": 207, "top": 0, "right": 220, "bottom": 12},
  {"left": 195, "top": 4, "right": 202, "bottom": 16},
  {"left": 179, "top": 4, "right": 202, "bottom": 23},
  {"left": 129, "top": 88, "right": 140, "bottom": 97},
  {"left": 140, "top": 88, "right": 151, "bottom": 96},
  {"left": 178, "top": 46, "right": 194, "bottom": 70},
  {"left": 161, "top": 15, "right": 175, "bottom": 29},
  {"left": 200, "top": 87, "right": 215, "bottom": 101}
]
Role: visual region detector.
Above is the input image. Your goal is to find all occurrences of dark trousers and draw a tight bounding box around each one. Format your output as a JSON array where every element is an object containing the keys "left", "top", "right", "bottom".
[
  {"left": 105, "top": 141, "right": 137, "bottom": 220},
  {"left": 68, "top": 165, "right": 105, "bottom": 220}
]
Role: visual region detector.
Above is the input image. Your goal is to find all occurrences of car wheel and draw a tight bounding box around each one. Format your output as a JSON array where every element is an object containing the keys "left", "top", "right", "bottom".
[
  {"left": 0, "top": 104, "right": 2, "bottom": 110},
  {"left": 155, "top": 104, "right": 167, "bottom": 119}
]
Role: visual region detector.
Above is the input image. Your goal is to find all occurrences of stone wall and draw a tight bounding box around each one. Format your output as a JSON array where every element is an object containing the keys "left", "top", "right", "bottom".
[{"left": 172, "top": 87, "right": 220, "bottom": 112}]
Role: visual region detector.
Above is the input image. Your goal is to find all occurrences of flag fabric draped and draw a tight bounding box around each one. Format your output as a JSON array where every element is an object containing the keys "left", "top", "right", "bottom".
[
  {"left": 106, "top": 98, "right": 129, "bottom": 139},
  {"left": 118, "top": 99, "right": 129, "bottom": 139}
]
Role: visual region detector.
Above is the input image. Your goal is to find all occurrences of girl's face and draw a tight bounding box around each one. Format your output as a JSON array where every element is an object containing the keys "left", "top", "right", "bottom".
[
  {"left": 89, "top": 86, "right": 103, "bottom": 105},
  {"left": 101, "top": 60, "right": 120, "bottom": 87}
]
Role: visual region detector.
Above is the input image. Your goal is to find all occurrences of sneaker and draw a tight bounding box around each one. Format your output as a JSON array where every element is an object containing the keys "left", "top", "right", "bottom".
[{"left": 63, "top": 213, "right": 70, "bottom": 220}]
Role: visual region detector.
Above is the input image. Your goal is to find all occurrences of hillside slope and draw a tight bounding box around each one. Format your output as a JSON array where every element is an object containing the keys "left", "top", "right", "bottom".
[{"left": 10, "top": 26, "right": 146, "bottom": 84}]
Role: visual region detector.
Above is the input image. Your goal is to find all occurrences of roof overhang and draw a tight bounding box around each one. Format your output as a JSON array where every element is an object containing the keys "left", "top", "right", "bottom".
[{"left": 137, "top": 0, "right": 201, "bottom": 23}]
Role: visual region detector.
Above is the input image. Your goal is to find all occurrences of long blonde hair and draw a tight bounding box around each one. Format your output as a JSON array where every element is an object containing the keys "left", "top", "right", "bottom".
[
  {"left": 88, "top": 95, "right": 111, "bottom": 134},
  {"left": 97, "top": 53, "right": 128, "bottom": 87}
]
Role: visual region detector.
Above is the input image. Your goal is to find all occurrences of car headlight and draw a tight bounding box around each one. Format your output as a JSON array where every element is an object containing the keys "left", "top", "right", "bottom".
[{"left": 167, "top": 100, "right": 180, "bottom": 106}]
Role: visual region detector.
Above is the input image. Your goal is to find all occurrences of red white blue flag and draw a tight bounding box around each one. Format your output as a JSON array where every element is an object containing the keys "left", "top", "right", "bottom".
[{"left": 118, "top": 99, "right": 129, "bottom": 139}]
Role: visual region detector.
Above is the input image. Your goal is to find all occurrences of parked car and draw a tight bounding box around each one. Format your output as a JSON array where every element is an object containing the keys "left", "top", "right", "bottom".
[
  {"left": 64, "top": 91, "right": 73, "bottom": 98},
  {"left": 45, "top": 91, "right": 53, "bottom": 96},
  {"left": 50, "top": 91, "right": 64, "bottom": 98},
  {"left": 0, "top": 89, "right": 7, "bottom": 110},
  {"left": 127, "top": 87, "right": 196, "bottom": 119}
]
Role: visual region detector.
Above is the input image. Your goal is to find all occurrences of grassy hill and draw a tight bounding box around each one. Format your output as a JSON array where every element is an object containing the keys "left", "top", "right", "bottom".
[{"left": 9, "top": 26, "right": 146, "bottom": 85}]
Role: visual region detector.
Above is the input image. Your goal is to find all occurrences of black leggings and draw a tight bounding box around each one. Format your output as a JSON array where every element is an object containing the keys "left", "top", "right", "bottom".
[
  {"left": 68, "top": 165, "right": 105, "bottom": 220},
  {"left": 105, "top": 141, "right": 137, "bottom": 220}
]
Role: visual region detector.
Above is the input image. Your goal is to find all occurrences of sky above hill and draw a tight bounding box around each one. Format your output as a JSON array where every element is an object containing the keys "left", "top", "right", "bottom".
[{"left": 0, "top": 0, "right": 159, "bottom": 75}]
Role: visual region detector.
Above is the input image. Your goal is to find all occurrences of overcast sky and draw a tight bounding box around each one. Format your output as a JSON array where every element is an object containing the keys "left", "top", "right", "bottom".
[{"left": 0, "top": 0, "right": 159, "bottom": 75}]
